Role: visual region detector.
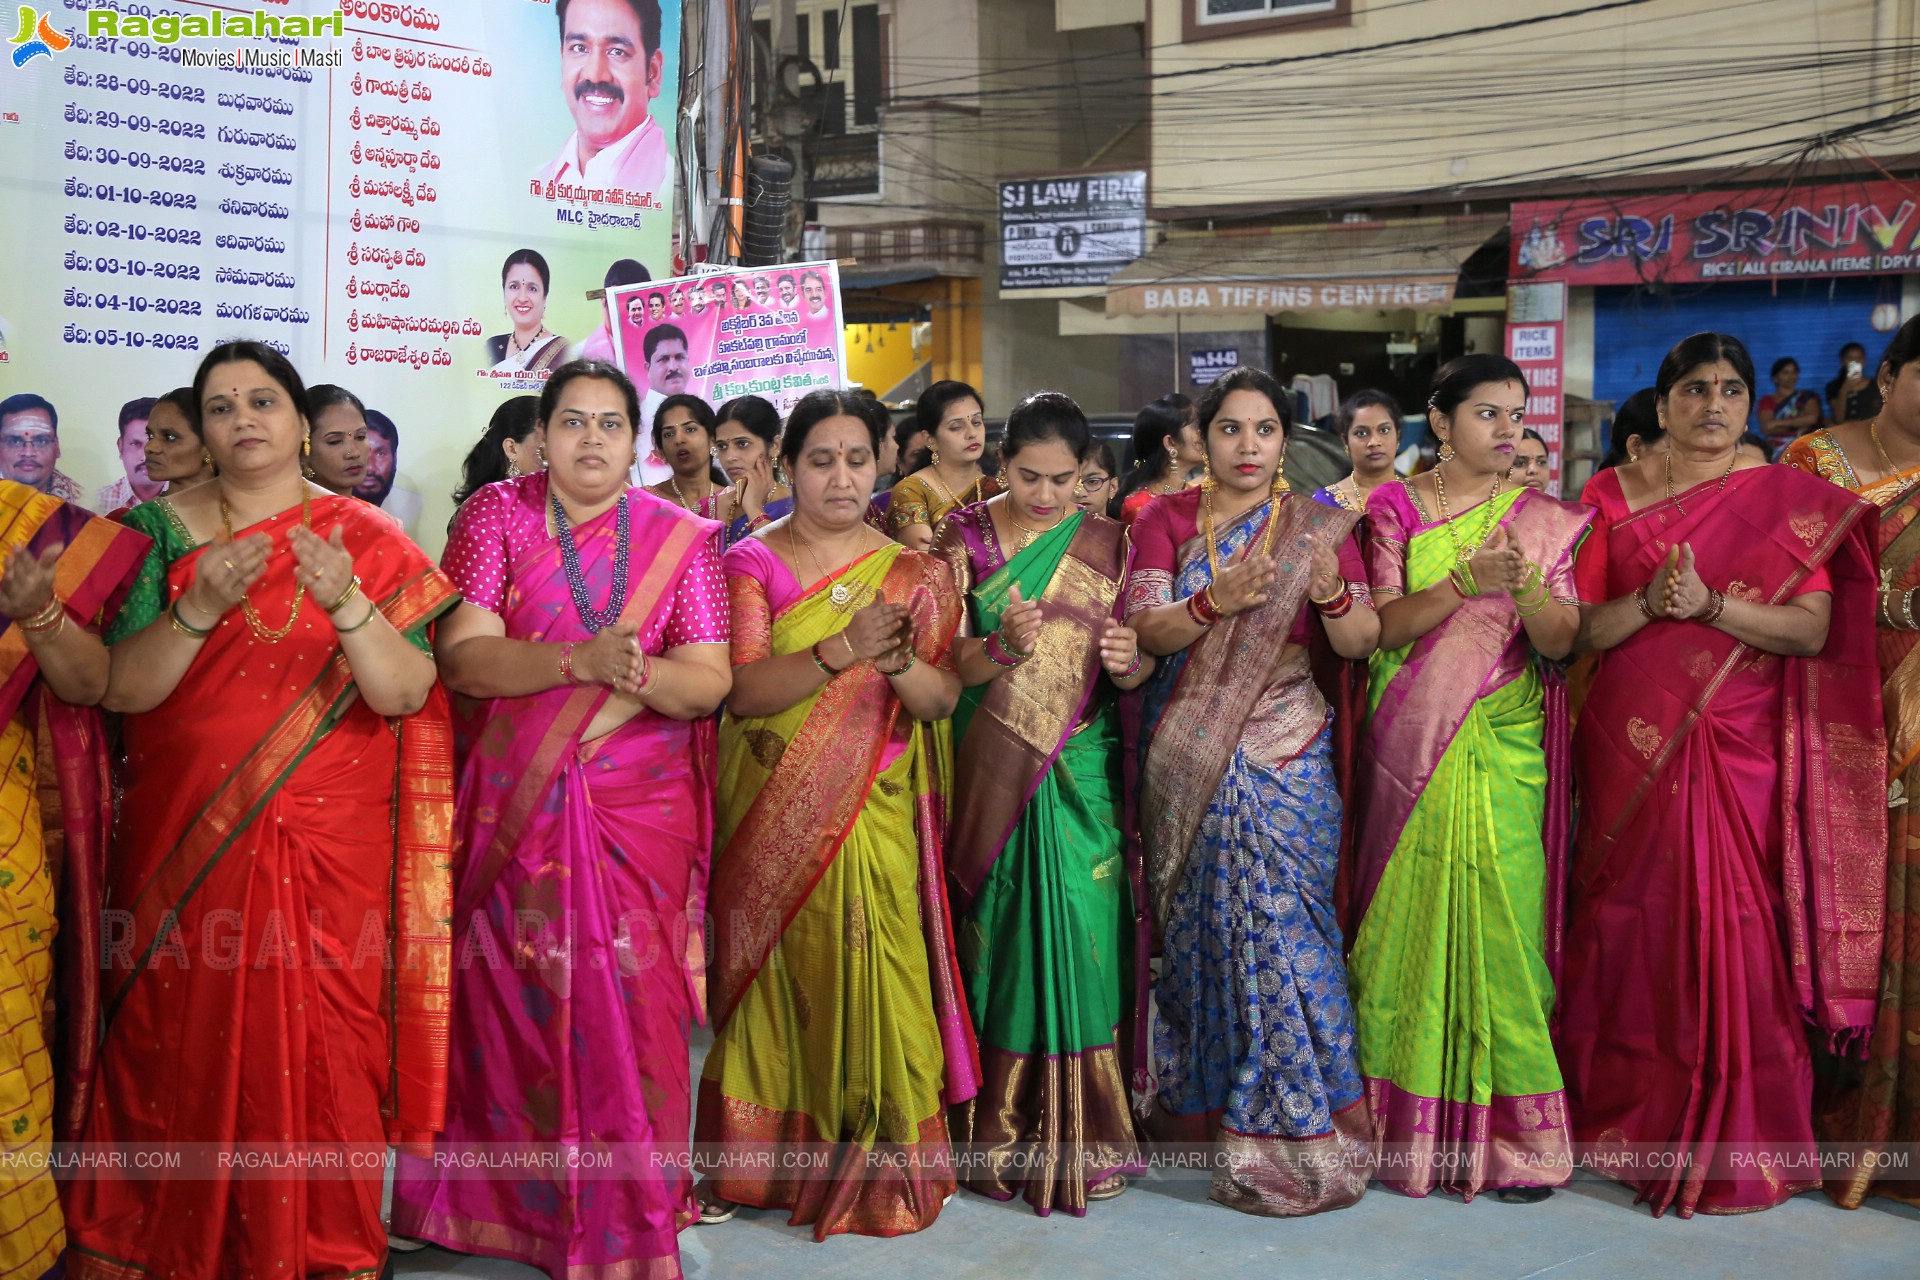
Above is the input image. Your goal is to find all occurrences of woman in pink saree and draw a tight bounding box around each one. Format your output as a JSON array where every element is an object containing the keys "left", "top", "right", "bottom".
[
  {"left": 1560, "top": 332, "right": 1886, "bottom": 1217},
  {"left": 392, "top": 362, "right": 732, "bottom": 1279}
]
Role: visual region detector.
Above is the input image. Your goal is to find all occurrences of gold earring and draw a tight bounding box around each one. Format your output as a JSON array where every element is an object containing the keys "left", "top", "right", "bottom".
[
  {"left": 302, "top": 433, "right": 312, "bottom": 457},
  {"left": 201, "top": 448, "right": 215, "bottom": 471},
  {"left": 996, "top": 466, "right": 1008, "bottom": 488},
  {"left": 1272, "top": 465, "right": 1291, "bottom": 496},
  {"left": 931, "top": 447, "right": 942, "bottom": 467},
  {"left": 1438, "top": 441, "right": 1455, "bottom": 462}
]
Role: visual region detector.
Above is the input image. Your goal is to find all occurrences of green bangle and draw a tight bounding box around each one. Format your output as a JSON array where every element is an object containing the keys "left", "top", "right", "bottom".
[
  {"left": 169, "top": 599, "right": 215, "bottom": 638},
  {"left": 880, "top": 651, "right": 917, "bottom": 677},
  {"left": 334, "top": 601, "right": 379, "bottom": 635}
]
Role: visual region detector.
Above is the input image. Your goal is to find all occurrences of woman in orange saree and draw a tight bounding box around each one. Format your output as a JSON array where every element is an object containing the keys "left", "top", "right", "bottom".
[
  {"left": 1561, "top": 332, "right": 1885, "bottom": 1218},
  {"left": 1782, "top": 315, "right": 1920, "bottom": 1208},
  {"left": 64, "top": 343, "right": 457, "bottom": 1280},
  {"left": 0, "top": 481, "right": 147, "bottom": 1277},
  {"left": 698, "top": 391, "right": 977, "bottom": 1239}
]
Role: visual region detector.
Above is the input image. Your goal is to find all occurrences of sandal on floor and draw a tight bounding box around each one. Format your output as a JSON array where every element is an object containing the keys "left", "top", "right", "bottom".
[
  {"left": 1495, "top": 1185, "right": 1553, "bottom": 1204},
  {"left": 1088, "top": 1175, "right": 1127, "bottom": 1202},
  {"left": 697, "top": 1193, "right": 739, "bottom": 1224}
]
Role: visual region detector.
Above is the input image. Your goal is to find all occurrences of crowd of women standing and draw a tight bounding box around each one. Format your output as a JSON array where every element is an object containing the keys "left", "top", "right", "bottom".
[{"left": 1, "top": 321, "right": 1916, "bottom": 1280}]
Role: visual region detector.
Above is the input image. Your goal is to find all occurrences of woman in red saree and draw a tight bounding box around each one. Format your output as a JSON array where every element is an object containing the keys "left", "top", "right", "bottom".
[
  {"left": 1560, "top": 332, "right": 1886, "bottom": 1217},
  {"left": 0, "top": 481, "right": 147, "bottom": 1276},
  {"left": 1782, "top": 315, "right": 1920, "bottom": 1208},
  {"left": 392, "top": 362, "right": 731, "bottom": 1279},
  {"left": 65, "top": 342, "right": 458, "bottom": 1279}
]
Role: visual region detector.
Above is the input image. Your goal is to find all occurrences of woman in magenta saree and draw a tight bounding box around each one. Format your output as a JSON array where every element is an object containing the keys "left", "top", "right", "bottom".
[
  {"left": 393, "top": 363, "right": 732, "bottom": 1280},
  {"left": 1560, "top": 333, "right": 1886, "bottom": 1217}
]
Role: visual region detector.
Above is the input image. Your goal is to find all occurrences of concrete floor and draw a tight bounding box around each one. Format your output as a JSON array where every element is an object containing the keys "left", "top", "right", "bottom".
[
  {"left": 392, "top": 1030, "right": 1920, "bottom": 1280},
  {"left": 393, "top": 1171, "right": 1920, "bottom": 1280}
]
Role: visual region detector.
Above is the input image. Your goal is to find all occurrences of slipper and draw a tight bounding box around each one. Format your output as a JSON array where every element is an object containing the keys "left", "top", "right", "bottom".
[{"left": 697, "top": 1196, "right": 739, "bottom": 1225}]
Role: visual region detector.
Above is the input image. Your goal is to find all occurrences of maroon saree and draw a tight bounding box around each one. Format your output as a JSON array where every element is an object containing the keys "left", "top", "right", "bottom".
[{"left": 1559, "top": 465, "right": 1885, "bottom": 1216}]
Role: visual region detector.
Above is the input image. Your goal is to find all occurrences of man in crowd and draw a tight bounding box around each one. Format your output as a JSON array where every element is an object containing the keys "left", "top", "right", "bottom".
[
  {"left": 0, "top": 394, "right": 87, "bottom": 506},
  {"left": 535, "top": 0, "right": 668, "bottom": 198},
  {"left": 97, "top": 397, "right": 166, "bottom": 513}
]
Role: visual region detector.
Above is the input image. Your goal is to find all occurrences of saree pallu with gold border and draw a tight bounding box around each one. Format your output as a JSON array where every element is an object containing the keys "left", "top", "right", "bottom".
[
  {"left": 393, "top": 489, "right": 721, "bottom": 1279},
  {"left": 936, "top": 508, "right": 1142, "bottom": 1217},
  {"left": 0, "top": 485, "right": 146, "bottom": 1279},
  {"left": 66, "top": 495, "right": 457, "bottom": 1280},
  {"left": 1136, "top": 493, "right": 1374, "bottom": 1217},
  {"left": 1784, "top": 434, "right": 1920, "bottom": 1209},
  {"left": 1348, "top": 483, "right": 1590, "bottom": 1200},
  {"left": 698, "top": 543, "right": 978, "bottom": 1240},
  {"left": 1560, "top": 465, "right": 1885, "bottom": 1217}
]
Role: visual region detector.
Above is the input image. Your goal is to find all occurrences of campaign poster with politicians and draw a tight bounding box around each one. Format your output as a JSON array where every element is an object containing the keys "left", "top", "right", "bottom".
[{"left": 606, "top": 261, "right": 849, "bottom": 430}]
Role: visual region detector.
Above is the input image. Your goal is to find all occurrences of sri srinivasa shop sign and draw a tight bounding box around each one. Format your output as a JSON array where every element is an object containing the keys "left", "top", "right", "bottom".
[{"left": 1511, "top": 179, "right": 1920, "bottom": 285}]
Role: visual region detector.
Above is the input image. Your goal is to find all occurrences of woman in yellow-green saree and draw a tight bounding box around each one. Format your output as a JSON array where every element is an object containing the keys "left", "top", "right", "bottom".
[
  {"left": 696, "top": 390, "right": 979, "bottom": 1239},
  {"left": 1350, "top": 355, "right": 1590, "bottom": 1203}
]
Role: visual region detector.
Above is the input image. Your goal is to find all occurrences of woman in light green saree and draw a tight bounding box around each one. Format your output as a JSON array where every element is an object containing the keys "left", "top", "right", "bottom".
[
  {"left": 1349, "top": 356, "right": 1590, "bottom": 1202},
  {"left": 934, "top": 394, "right": 1154, "bottom": 1216},
  {"left": 697, "top": 391, "right": 979, "bottom": 1240}
]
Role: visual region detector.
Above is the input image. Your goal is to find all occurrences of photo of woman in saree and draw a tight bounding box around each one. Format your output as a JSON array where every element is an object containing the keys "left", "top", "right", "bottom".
[
  {"left": 698, "top": 389, "right": 977, "bottom": 1238},
  {"left": 1782, "top": 314, "right": 1920, "bottom": 1209},
  {"left": 1348, "top": 355, "right": 1591, "bottom": 1203},
  {"left": 1561, "top": 331, "right": 1885, "bottom": 1218},
  {"left": 0, "top": 480, "right": 146, "bottom": 1275},
  {"left": 391, "top": 362, "right": 731, "bottom": 1279},
  {"left": 934, "top": 393, "right": 1153, "bottom": 1216},
  {"left": 1126, "top": 365, "right": 1380, "bottom": 1216},
  {"left": 66, "top": 342, "right": 458, "bottom": 1280}
]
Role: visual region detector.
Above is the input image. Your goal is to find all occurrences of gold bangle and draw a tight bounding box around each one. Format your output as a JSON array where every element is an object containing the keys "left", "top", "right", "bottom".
[
  {"left": 333, "top": 601, "right": 378, "bottom": 635},
  {"left": 19, "top": 596, "right": 63, "bottom": 632},
  {"left": 324, "top": 575, "right": 362, "bottom": 616},
  {"left": 169, "top": 600, "right": 214, "bottom": 638}
]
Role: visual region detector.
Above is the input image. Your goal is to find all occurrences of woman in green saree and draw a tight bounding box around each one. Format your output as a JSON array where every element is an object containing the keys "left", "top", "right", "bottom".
[
  {"left": 1349, "top": 355, "right": 1591, "bottom": 1203},
  {"left": 934, "top": 393, "right": 1155, "bottom": 1215},
  {"left": 697, "top": 390, "right": 978, "bottom": 1239}
]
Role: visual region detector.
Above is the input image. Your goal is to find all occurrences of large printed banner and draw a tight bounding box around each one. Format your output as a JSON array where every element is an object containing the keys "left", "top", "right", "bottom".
[
  {"left": 607, "top": 261, "right": 847, "bottom": 426},
  {"left": 0, "top": 0, "right": 681, "bottom": 547},
  {"left": 1511, "top": 178, "right": 1920, "bottom": 286}
]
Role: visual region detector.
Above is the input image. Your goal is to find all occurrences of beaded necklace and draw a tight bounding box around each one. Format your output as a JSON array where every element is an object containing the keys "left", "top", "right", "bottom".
[{"left": 551, "top": 491, "right": 629, "bottom": 633}]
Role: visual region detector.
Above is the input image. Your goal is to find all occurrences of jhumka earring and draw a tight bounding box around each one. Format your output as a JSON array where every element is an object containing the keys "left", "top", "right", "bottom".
[
  {"left": 931, "top": 447, "right": 942, "bottom": 467},
  {"left": 302, "top": 433, "right": 312, "bottom": 457}
]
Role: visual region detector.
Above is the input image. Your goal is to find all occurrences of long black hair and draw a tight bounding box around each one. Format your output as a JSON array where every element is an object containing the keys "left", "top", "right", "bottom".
[
  {"left": 1599, "top": 387, "right": 1663, "bottom": 470},
  {"left": 453, "top": 396, "right": 539, "bottom": 506},
  {"left": 1878, "top": 314, "right": 1920, "bottom": 384},
  {"left": 1116, "top": 393, "right": 1192, "bottom": 504},
  {"left": 650, "top": 393, "right": 717, "bottom": 454}
]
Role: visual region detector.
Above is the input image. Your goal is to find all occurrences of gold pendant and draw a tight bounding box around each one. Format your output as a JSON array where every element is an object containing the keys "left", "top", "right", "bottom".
[{"left": 830, "top": 583, "right": 851, "bottom": 607}]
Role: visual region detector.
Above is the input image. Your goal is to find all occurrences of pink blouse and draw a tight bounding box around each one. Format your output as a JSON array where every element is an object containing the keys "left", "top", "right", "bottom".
[{"left": 443, "top": 475, "right": 730, "bottom": 649}]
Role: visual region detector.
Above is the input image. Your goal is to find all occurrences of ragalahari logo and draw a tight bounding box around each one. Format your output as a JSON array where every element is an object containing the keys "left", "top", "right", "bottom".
[{"left": 10, "top": 7, "right": 70, "bottom": 67}]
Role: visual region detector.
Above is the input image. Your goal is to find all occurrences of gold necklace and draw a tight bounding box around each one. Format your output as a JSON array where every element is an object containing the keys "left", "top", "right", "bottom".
[
  {"left": 1001, "top": 500, "right": 1063, "bottom": 553},
  {"left": 788, "top": 521, "right": 866, "bottom": 611},
  {"left": 927, "top": 468, "right": 980, "bottom": 513},
  {"left": 1663, "top": 447, "right": 1736, "bottom": 517},
  {"left": 1201, "top": 480, "right": 1280, "bottom": 581},
  {"left": 220, "top": 487, "right": 312, "bottom": 643},
  {"left": 1870, "top": 418, "right": 1908, "bottom": 480},
  {"left": 1432, "top": 461, "right": 1506, "bottom": 564}
]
